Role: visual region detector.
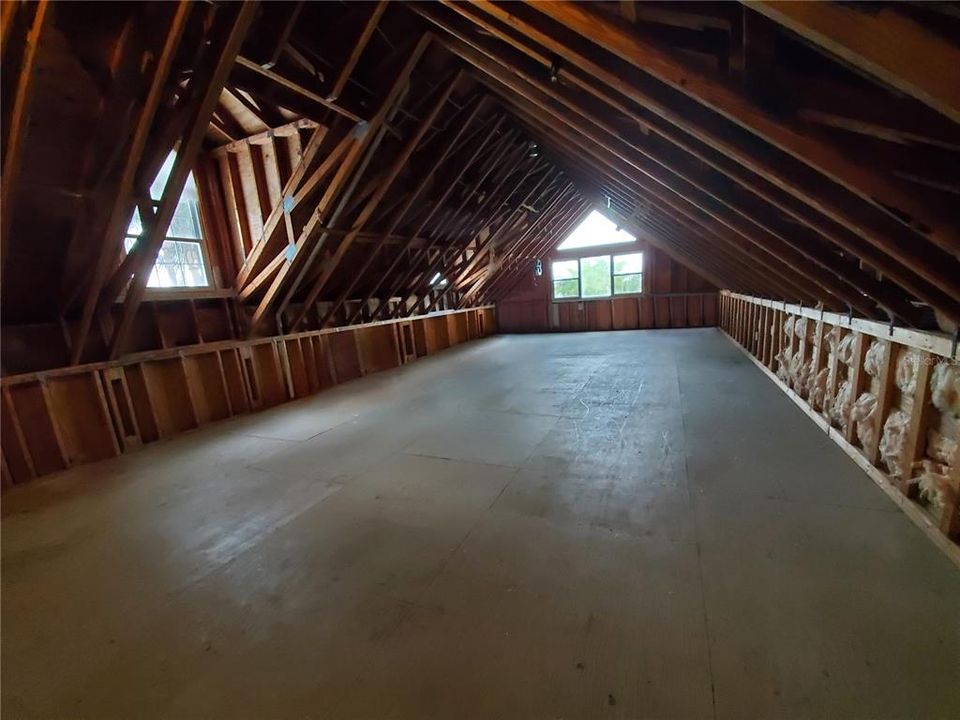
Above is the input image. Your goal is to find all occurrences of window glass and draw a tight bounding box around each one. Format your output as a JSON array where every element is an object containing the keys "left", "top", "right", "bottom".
[
  {"left": 125, "top": 151, "right": 210, "bottom": 289},
  {"left": 614, "top": 273, "right": 642, "bottom": 294},
  {"left": 551, "top": 260, "right": 579, "bottom": 280},
  {"left": 613, "top": 251, "right": 643, "bottom": 295},
  {"left": 557, "top": 209, "right": 636, "bottom": 250},
  {"left": 613, "top": 252, "right": 643, "bottom": 275},
  {"left": 553, "top": 279, "right": 579, "bottom": 298},
  {"left": 551, "top": 259, "right": 580, "bottom": 299},
  {"left": 580, "top": 255, "right": 611, "bottom": 298}
]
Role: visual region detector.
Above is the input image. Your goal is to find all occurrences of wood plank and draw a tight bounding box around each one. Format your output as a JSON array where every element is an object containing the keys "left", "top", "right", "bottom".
[
  {"left": 293, "top": 70, "right": 463, "bottom": 329},
  {"left": 524, "top": 0, "right": 960, "bottom": 256},
  {"left": 748, "top": 0, "right": 960, "bottom": 123},
  {"left": 108, "top": 3, "right": 259, "bottom": 360},
  {"left": 327, "top": 1, "right": 388, "bottom": 101},
  {"left": 1, "top": 0, "right": 49, "bottom": 285}
]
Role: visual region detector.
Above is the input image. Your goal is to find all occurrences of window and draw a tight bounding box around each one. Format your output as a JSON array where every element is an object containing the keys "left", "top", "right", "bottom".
[
  {"left": 613, "top": 252, "right": 643, "bottom": 295},
  {"left": 551, "top": 259, "right": 579, "bottom": 298},
  {"left": 124, "top": 152, "right": 210, "bottom": 289},
  {"left": 556, "top": 209, "right": 636, "bottom": 251},
  {"left": 550, "top": 251, "right": 644, "bottom": 300}
]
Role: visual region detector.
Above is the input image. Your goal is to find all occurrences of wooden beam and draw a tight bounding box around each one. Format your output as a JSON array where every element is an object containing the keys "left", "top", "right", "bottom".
[
  {"left": 349, "top": 114, "right": 506, "bottom": 325},
  {"left": 446, "top": 39, "right": 853, "bottom": 310},
  {"left": 258, "top": 36, "right": 435, "bottom": 332},
  {"left": 327, "top": 0, "right": 388, "bottom": 102},
  {"left": 69, "top": 1, "right": 191, "bottom": 365},
  {"left": 399, "top": 152, "right": 545, "bottom": 318},
  {"left": 421, "top": 166, "right": 562, "bottom": 315},
  {"left": 430, "top": 2, "right": 960, "bottom": 322},
  {"left": 235, "top": 125, "right": 334, "bottom": 288},
  {"left": 324, "top": 95, "right": 491, "bottom": 327},
  {"left": 367, "top": 129, "right": 523, "bottom": 323},
  {"left": 746, "top": 0, "right": 960, "bottom": 124},
  {"left": 234, "top": 56, "right": 362, "bottom": 123},
  {"left": 524, "top": 0, "right": 960, "bottom": 256},
  {"left": 1, "top": 0, "right": 50, "bottom": 285},
  {"left": 108, "top": 2, "right": 258, "bottom": 360},
  {"left": 290, "top": 70, "right": 464, "bottom": 330}
]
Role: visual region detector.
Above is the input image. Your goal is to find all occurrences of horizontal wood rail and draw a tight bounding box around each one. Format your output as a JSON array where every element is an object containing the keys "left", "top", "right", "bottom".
[
  {"left": 719, "top": 291, "right": 959, "bottom": 564},
  {"left": 0, "top": 306, "right": 495, "bottom": 488}
]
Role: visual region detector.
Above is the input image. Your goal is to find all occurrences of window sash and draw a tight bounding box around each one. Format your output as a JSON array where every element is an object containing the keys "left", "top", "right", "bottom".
[{"left": 123, "top": 151, "right": 211, "bottom": 290}]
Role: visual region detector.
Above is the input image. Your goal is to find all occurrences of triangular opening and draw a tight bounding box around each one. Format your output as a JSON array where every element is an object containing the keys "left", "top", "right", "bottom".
[{"left": 556, "top": 209, "right": 636, "bottom": 251}]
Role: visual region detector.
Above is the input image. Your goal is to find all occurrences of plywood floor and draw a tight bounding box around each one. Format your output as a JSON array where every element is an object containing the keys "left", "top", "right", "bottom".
[{"left": 3, "top": 329, "right": 958, "bottom": 719}]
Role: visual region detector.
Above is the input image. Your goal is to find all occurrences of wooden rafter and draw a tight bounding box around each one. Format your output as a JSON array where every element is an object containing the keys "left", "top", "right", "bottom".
[
  {"left": 250, "top": 35, "right": 435, "bottom": 333},
  {"left": 290, "top": 69, "right": 465, "bottom": 330},
  {"left": 233, "top": 57, "right": 363, "bottom": 123},
  {"left": 521, "top": 0, "right": 960, "bottom": 257},
  {"left": 366, "top": 127, "right": 523, "bottom": 323},
  {"left": 326, "top": 0, "right": 388, "bottom": 102},
  {"left": 107, "top": 2, "right": 259, "bottom": 359},
  {"left": 746, "top": 1, "right": 960, "bottom": 124},
  {"left": 69, "top": 1, "right": 192, "bottom": 364},
  {"left": 348, "top": 113, "right": 507, "bottom": 324},
  {"left": 1, "top": 0, "right": 50, "bottom": 285},
  {"left": 422, "top": 1, "right": 959, "bottom": 324},
  {"left": 322, "top": 94, "right": 491, "bottom": 327}
]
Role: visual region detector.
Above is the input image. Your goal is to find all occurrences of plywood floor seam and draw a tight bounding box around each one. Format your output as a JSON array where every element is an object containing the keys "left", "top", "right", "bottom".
[{"left": 3, "top": 329, "right": 958, "bottom": 719}]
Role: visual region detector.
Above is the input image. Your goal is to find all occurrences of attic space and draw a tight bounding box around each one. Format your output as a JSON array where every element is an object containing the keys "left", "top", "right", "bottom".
[{"left": 2, "top": 2, "right": 960, "bottom": 718}]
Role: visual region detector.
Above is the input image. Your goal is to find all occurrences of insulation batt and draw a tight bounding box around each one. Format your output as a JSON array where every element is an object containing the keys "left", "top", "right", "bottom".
[
  {"left": 879, "top": 410, "right": 910, "bottom": 477},
  {"left": 826, "top": 326, "right": 842, "bottom": 355},
  {"left": 917, "top": 461, "right": 956, "bottom": 511},
  {"left": 809, "top": 368, "right": 829, "bottom": 410},
  {"left": 895, "top": 349, "right": 921, "bottom": 396},
  {"left": 794, "top": 317, "right": 808, "bottom": 342},
  {"left": 926, "top": 429, "right": 958, "bottom": 466},
  {"left": 775, "top": 349, "right": 791, "bottom": 383},
  {"left": 830, "top": 380, "right": 853, "bottom": 426},
  {"left": 797, "top": 358, "right": 815, "bottom": 397},
  {"left": 930, "top": 362, "right": 960, "bottom": 417},
  {"left": 863, "top": 340, "right": 888, "bottom": 378},
  {"left": 836, "top": 334, "right": 855, "bottom": 365},
  {"left": 783, "top": 316, "right": 795, "bottom": 340},
  {"left": 851, "top": 392, "right": 878, "bottom": 449},
  {"left": 788, "top": 352, "right": 803, "bottom": 385}
]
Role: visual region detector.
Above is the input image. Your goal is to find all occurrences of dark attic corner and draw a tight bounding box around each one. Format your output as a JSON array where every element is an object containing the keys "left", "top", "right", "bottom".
[{"left": 2, "top": 2, "right": 959, "bottom": 717}]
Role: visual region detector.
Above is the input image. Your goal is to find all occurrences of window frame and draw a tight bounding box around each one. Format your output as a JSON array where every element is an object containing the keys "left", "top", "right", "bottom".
[
  {"left": 122, "top": 152, "right": 214, "bottom": 293},
  {"left": 549, "top": 251, "right": 644, "bottom": 302},
  {"left": 550, "top": 258, "right": 581, "bottom": 300},
  {"left": 612, "top": 251, "right": 644, "bottom": 297}
]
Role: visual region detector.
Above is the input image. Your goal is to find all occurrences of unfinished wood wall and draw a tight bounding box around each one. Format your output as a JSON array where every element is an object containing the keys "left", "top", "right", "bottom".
[
  {"left": 720, "top": 292, "right": 959, "bottom": 555},
  {"left": 498, "top": 244, "right": 717, "bottom": 333},
  {"left": 2, "top": 292, "right": 241, "bottom": 374},
  {"left": 0, "top": 306, "right": 496, "bottom": 488}
]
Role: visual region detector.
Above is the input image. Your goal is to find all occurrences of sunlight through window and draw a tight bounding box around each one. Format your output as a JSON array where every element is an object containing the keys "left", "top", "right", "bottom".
[{"left": 556, "top": 209, "right": 636, "bottom": 251}]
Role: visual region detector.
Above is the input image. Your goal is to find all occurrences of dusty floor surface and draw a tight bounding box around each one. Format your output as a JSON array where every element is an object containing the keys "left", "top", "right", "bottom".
[{"left": 3, "top": 329, "right": 959, "bottom": 719}]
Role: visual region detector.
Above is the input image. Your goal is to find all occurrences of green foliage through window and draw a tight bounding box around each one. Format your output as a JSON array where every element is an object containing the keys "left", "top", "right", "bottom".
[
  {"left": 613, "top": 252, "right": 643, "bottom": 295},
  {"left": 580, "top": 255, "right": 611, "bottom": 298},
  {"left": 550, "top": 252, "right": 643, "bottom": 300}
]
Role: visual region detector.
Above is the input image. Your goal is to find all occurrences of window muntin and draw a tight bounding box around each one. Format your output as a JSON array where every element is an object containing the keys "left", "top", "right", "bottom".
[
  {"left": 556, "top": 209, "right": 636, "bottom": 251},
  {"left": 123, "top": 152, "right": 210, "bottom": 289},
  {"left": 551, "top": 259, "right": 579, "bottom": 299},
  {"left": 613, "top": 252, "right": 643, "bottom": 295},
  {"left": 550, "top": 252, "right": 644, "bottom": 300}
]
